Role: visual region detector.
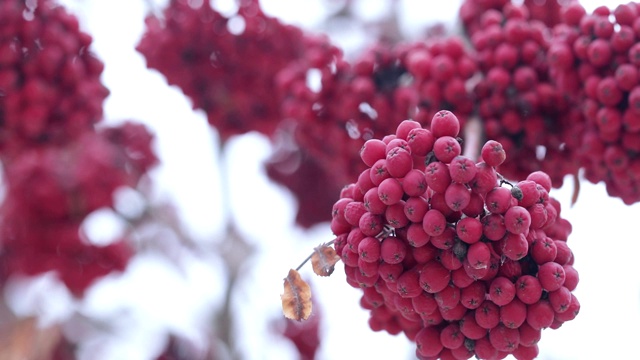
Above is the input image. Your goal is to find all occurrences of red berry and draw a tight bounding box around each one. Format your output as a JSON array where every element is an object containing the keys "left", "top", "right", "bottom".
[
  {"left": 449, "top": 156, "right": 478, "bottom": 183},
  {"left": 475, "top": 300, "right": 500, "bottom": 329},
  {"left": 404, "top": 196, "right": 429, "bottom": 223},
  {"left": 435, "top": 284, "right": 461, "bottom": 310},
  {"left": 489, "top": 324, "right": 520, "bottom": 352},
  {"left": 526, "top": 299, "right": 555, "bottom": 330},
  {"left": 515, "top": 275, "right": 543, "bottom": 305},
  {"left": 419, "top": 260, "right": 451, "bottom": 293},
  {"left": 460, "top": 281, "right": 486, "bottom": 310},
  {"left": 403, "top": 169, "right": 427, "bottom": 197},
  {"left": 445, "top": 182, "right": 471, "bottom": 211},
  {"left": 358, "top": 236, "right": 381, "bottom": 263},
  {"left": 396, "top": 268, "right": 422, "bottom": 298},
  {"left": 526, "top": 171, "right": 552, "bottom": 192},
  {"left": 459, "top": 312, "right": 487, "bottom": 340},
  {"left": 440, "top": 323, "right": 465, "bottom": 350},
  {"left": 386, "top": 147, "right": 413, "bottom": 178},
  {"left": 456, "top": 217, "right": 483, "bottom": 244},
  {"left": 504, "top": 205, "right": 532, "bottom": 234},
  {"left": 470, "top": 162, "right": 498, "bottom": 196},
  {"left": 406, "top": 223, "right": 431, "bottom": 247},
  {"left": 512, "top": 344, "right": 539, "bottom": 360},
  {"left": 431, "top": 110, "right": 461, "bottom": 138},
  {"left": 425, "top": 161, "right": 452, "bottom": 193},
  {"left": 530, "top": 236, "right": 557, "bottom": 264},
  {"left": 587, "top": 38, "right": 612, "bottom": 67},
  {"left": 378, "top": 178, "right": 404, "bottom": 205},
  {"left": 500, "top": 232, "right": 529, "bottom": 261},
  {"left": 500, "top": 297, "right": 527, "bottom": 329},
  {"left": 537, "top": 261, "right": 566, "bottom": 291},
  {"left": 359, "top": 212, "right": 384, "bottom": 237},
  {"left": 415, "top": 327, "right": 444, "bottom": 358},
  {"left": 385, "top": 202, "right": 409, "bottom": 228},
  {"left": 518, "top": 322, "right": 542, "bottom": 346},
  {"left": 554, "top": 294, "right": 580, "bottom": 322},
  {"left": 343, "top": 201, "right": 367, "bottom": 228},
  {"left": 395, "top": 119, "right": 422, "bottom": 140},
  {"left": 423, "top": 209, "right": 447, "bottom": 237},
  {"left": 360, "top": 139, "right": 387, "bottom": 167},
  {"left": 370, "top": 159, "right": 390, "bottom": 185},
  {"left": 406, "top": 128, "right": 435, "bottom": 157},
  {"left": 482, "top": 213, "right": 506, "bottom": 241},
  {"left": 434, "top": 136, "right": 462, "bottom": 164},
  {"left": 548, "top": 286, "right": 572, "bottom": 313},
  {"left": 488, "top": 276, "right": 516, "bottom": 306},
  {"left": 485, "top": 186, "right": 513, "bottom": 214},
  {"left": 378, "top": 262, "right": 403, "bottom": 283},
  {"left": 466, "top": 241, "right": 491, "bottom": 269},
  {"left": 380, "top": 236, "right": 407, "bottom": 264}
]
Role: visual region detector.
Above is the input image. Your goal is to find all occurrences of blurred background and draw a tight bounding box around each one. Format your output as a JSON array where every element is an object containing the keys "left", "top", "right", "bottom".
[{"left": 2, "top": 0, "right": 640, "bottom": 359}]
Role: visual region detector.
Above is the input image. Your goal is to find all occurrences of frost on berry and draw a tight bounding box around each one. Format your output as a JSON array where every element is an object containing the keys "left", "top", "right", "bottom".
[{"left": 326, "top": 109, "right": 579, "bottom": 358}]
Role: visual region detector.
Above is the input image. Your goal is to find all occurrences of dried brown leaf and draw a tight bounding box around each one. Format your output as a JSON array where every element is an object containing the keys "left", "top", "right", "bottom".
[
  {"left": 571, "top": 173, "right": 580, "bottom": 207},
  {"left": 281, "top": 269, "right": 312, "bottom": 321},
  {"left": 0, "top": 317, "right": 61, "bottom": 360},
  {"left": 311, "top": 243, "right": 340, "bottom": 277}
]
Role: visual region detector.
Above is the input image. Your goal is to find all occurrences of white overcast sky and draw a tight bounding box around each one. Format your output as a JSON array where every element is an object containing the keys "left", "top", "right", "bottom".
[{"left": 16, "top": 0, "right": 640, "bottom": 359}]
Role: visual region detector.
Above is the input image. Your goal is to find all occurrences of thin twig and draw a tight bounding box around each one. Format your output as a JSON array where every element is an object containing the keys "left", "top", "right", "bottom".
[{"left": 295, "top": 239, "right": 336, "bottom": 271}]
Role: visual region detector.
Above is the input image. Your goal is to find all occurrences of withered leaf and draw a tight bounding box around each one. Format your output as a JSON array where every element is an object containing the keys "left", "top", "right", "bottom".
[
  {"left": 311, "top": 243, "right": 340, "bottom": 277},
  {"left": 281, "top": 269, "right": 312, "bottom": 321},
  {"left": 571, "top": 173, "right": 580, "bottom": 207}
]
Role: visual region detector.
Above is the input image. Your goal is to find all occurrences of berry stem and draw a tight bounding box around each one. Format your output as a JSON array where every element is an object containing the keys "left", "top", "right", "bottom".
[
  {"left": 571, "top": 173, "right": 580, "bottom": 206},
  {"left": 462, "top": 115, "right": 483, "bottom": 161},
  {"left": 295, "top": 239, "right": 336, "bottom": 271}
]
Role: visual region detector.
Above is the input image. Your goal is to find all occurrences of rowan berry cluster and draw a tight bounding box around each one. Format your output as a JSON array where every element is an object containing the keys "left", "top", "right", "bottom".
[
  {"left": 0, "top": 0, "right": 158, "bottom": 296},
  {"left": 136, "top": 0, "right": 340, "bottom": 143},
  {"left": 546, "top": 2, "right": 640, "bottom": 204},
  {"left": 330, "top": 110, "right": 579, "bottom": 360},
  {"left": 463, "top": 1, "right": 581, "bottom": 187},
  {"left": 0, "top": 0, "right": 108, "bottom": 159},
  {"left": 268, "top": 37, "right": 477, "bottom": 226}
]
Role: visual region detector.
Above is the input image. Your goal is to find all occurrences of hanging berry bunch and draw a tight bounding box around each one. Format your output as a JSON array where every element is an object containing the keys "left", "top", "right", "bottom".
[
  {"left": 136, "top": 0, "right": 340, "bottom": 143},
  {"left": 283, "top": 110, "right": 579, "bottom": 360},
  {"left": 0, "top": 0, "right": 158, "bottom": 297},
  {"left": 269, "top": 36, "right": 478, "bottom": 228},
  {"left": 547, "top": 2, "right": 640, "bottom": 204},
  {"left": 464, "top": 2, "right": 582, "bottom": 187},
  {"left": 0, "top": 0, "right": 109, "bottom": 159}
]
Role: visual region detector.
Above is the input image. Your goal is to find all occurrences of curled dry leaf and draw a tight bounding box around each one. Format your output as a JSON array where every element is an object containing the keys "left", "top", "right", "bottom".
[
  {"left": 311, "top": 243, "right": 340, "bottom": 277},
  {"left": 0, "top": 317, "right": 61, "bottom": 360},
  {"left": 571, "top": 173, "right": 580, "bottom": 207},
  {"left": 281, "top": 269, "right": 312, "bottom": 321}
]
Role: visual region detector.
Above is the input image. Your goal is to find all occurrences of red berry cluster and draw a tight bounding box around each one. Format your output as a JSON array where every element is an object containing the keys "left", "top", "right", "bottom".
[
  {"left": 0, "top": 0, "right": 109, "bottom": 159},
  {"left": 136, "top": 0, "right": 339, "bottom": 143},
  {"left": 0, "top": 122, "right": 157, "bottom": 296},
  {"left": 524, "top": 0, "right": 563, "bottom": 28},
  {"left": 269, "top": 37, "right": 477, "bottom": 227},
  {"left": 547, "top": 2, "right": 640, "bottom": 204},
  {"left": 459, "top": 0, "right": 510, "bottom": 37},
  {"left": 467, "top": 2, "right": 581, "bottom": 187},
  {"left": 330, "top": 110, "right": 579, "bottom": 360},
  {"left": 0, "top": 1, "right": 158, "bottom": 296}
]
